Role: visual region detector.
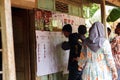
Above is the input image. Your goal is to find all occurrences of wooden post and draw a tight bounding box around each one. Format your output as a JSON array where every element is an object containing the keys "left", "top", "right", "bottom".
[
  {"left": 0, "top": 0, "right": 16, "bottom": 80},
  {"left": 100, "top": 0, "right": 108, "bottom": 38}
]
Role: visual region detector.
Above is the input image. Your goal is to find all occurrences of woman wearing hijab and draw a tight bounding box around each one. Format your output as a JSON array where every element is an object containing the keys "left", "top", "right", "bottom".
[
  {"left": 78, "top": 22, "right": 118, "bottom": 80},
  {"left": 111, "top": 23, "right": 120, "bottom": 80}
]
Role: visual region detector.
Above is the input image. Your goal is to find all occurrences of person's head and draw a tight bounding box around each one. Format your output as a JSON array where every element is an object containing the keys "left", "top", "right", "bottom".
[
  {"left": 78, "top": 25, "right": 87, "bottom": 35},
  {"left": 107, "top": 27, "right": 111, "bottom": 37},
  {"left": 62, "top": 24, "right": 72, "bottom": 37},
  {"left": 86, "top": 21, "right": 106, "bottom": 52},
  {"left": 89, "top": 22, "right": 105, "bottom": 41},
  {"left": 115, "top": 23, "right": 120, "bottom": 35}
]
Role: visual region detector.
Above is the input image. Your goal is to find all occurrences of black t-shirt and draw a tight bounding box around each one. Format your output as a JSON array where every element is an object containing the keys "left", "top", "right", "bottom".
[{"left": 62, "top": 33, "right": 82, "bottom": 71}]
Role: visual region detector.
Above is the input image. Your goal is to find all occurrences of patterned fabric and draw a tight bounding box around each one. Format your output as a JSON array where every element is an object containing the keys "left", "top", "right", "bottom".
[
  {"left": 117, "top": 69, "right": 120, "bottom": 80},
  {"left": 111, "top": 36, "right": 120, "bottom": 80},
  {"left": 78, "top": 40, "right": 116, "bottom": 80},
  {"left": 111, "top": 36, "right": 120, "bottom": 69},
  {"left": 111, "top": 36, "right": 120, "bottom": 54}
]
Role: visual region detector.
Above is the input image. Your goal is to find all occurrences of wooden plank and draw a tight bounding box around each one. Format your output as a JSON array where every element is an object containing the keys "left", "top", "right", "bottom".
[
  {"left": 29, "top": 10, "right": 36, "bottom": 80},
  {"left": 89, "top": 0, "right": 120, "bottom": 7},
  {"left": 55, "top": 0, "right": 82, "bottom": 7},
  {"left": 0, "top": 0, "right": 16, "bottom": 80},
  {"left": 106, "top": 0, "right": 120, "bottom": 7},
  {"left": 11, "top": 0, "right": 36, "bottom": 9}
]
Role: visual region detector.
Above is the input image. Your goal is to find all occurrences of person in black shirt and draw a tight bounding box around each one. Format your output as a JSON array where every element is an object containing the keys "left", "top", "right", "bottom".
[
  {"left": 78, "top": 25, "right": 87, "bottom": 43},
  {"left": 62, "top": 24, "right": 82, "bottom": 80}
]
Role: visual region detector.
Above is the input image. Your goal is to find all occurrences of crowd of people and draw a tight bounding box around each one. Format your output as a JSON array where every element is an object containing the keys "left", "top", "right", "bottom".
[{"left": 61, "top": 22, "right": 120, "bottom": 80}]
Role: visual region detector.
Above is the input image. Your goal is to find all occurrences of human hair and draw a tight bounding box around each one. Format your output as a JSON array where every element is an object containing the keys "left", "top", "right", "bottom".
[
  {"left": 78, "top": 25, "right": 87, "bottom": 35},
  {"left": 115, "top": 23, "right": 120, "bottom": 35},
  {"left": 62, "top": 24, "right": 72, "bottom": 33},
  {"left": 116, "top": 23, "right": 120, "bottom": 29},
  {"left": 107, "top": 27, "right": 111, "bottom": 33}
]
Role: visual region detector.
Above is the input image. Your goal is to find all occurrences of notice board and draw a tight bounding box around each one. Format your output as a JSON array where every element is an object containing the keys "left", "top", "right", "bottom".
[
  {"left": 36, "top": 31, "right": 69, "bottom": 76},
  {"left": 36, "top": 11, "right": 85, "bottom": 76}
]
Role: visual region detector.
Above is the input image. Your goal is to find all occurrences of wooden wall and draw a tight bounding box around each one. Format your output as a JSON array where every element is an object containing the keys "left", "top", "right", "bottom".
[{"left": 11, "top": 0, "right": 36, "bottom": 9}]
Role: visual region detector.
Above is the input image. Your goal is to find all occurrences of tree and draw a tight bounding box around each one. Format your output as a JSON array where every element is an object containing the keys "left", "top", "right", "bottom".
[
  {"left": 107, "top": 7, "right": 120, "bottom": 22},
  {"left": 83, "top": 3, "right": 99, "bottom": 18}
]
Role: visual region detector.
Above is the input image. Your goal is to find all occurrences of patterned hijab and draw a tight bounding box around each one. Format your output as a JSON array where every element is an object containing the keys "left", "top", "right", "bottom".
[{"left": 85, "top": 22, "right": 106, "bottom": 52}]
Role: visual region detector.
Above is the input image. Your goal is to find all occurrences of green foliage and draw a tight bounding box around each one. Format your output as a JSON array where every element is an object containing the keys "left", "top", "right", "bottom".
[
  {"left": 83, "top": 4, "right": 99, "bottom": 18},
  {"left": 107, "top": 7, "right": 120, "bottom": 22}
]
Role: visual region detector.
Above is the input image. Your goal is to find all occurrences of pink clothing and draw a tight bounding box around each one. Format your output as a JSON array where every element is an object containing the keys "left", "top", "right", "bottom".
[{"left": 111, "top": 36, "right": 120, "bottom": 69}]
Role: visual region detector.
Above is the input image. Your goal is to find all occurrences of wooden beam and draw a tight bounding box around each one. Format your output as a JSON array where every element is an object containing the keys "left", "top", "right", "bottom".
[
  {"left": 91, "top": 0, "right": 120, "bottom": 7},
  {"left": 55, "top": 0, "right": 82, "bottom": 7},
  {"left": 106, "top": 0, "right": 120, "bottom": 7},
  {"left": 101, "top": 0, "right": 106, "bottom": 26},
  {"left": 0, "top": 0, "right": 16, "bottom": 80},
  {"left": 11, "top": 0, "right": 36, "bottom": 9},
  {"left": 100, "top": 0, "right": 108, "bottom": 38},
  {"left": 29, "top": 10, "right": 36, "bottom": 80}
]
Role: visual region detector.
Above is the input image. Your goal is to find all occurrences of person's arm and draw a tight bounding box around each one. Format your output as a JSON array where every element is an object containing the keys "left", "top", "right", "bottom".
[
  {"left": 111, "top": 38, "right": 117, "bottom": 49},
  {"left": 61, "top": 41, "right": 70, "bottom": 50},
  {"left": 61, "top": 33, "right": 77, "bottom": 50},
  {"left": 104, "top": 40, "right": 118, "bottom": 80},
  {"left": 78, "top": 46, "right": 87, "bottom": 71}
]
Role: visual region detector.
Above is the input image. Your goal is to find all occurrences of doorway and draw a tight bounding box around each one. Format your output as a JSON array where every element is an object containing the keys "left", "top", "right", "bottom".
[{"left": 12, "top": 7, "right": 33, "bottom": 80}]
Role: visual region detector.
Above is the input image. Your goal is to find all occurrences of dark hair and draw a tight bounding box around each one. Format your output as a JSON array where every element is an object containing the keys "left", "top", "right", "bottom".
[
  {"left": 78, "top": 25, "right": 87, "bottom": 35},
  {"left": 115, "top": 23, "right": 120, "bottom": 34},
  {"left": 62, "top": 24, "right": 72, "bottom": 33},
  {"left": 107, "top": 27, "right": 111, "bottom": 32},
  {"left": 116, "top": 23, "right": 120, "bottom": 28}
]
